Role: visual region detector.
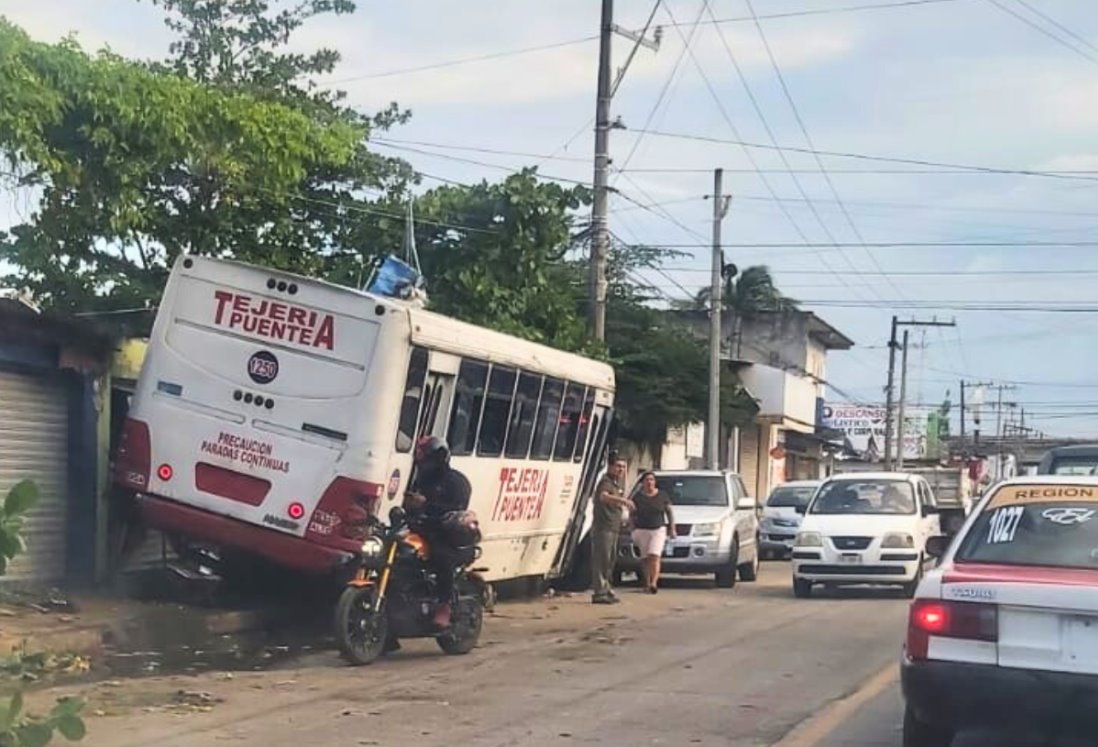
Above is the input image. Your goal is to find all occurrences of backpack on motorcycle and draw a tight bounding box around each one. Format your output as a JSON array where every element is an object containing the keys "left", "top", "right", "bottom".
[{"left": 441, "top": 509, "right": 482, "bottom": 547}]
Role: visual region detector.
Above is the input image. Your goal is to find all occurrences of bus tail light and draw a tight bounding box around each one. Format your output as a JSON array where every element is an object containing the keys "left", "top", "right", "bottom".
[
  {"left": 906, "top": 599, "right": 998, "bottom": 661},
  {"left": 114, "top": 418, "right": 151, "bottom": 490},
  {"left": 305, "top": 478, "right": 384, "bottom": 550},
  {"left": 157, "top": 464, "right": 174, "bottom": 482}
]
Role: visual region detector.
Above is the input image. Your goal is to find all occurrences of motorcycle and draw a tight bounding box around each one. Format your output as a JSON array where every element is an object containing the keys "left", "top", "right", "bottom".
[{"left": 335, "top": 505, "right": 487, "bottom": 666}]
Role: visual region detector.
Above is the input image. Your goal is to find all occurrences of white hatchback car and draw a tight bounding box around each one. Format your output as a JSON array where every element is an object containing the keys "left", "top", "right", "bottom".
[
  {"left": 792, "top": 472, "right": 941, "bottom": 598},
  {"left": 902, "top": 476, "right": 1098, "bottom": 746}
]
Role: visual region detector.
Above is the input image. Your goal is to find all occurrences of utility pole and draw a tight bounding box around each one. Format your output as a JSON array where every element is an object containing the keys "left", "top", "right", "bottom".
[
  {"left": 884, "top": 317, "right": 956, "bottom": 470},
  {"left": 884, "top": 316, "right": 899, "bottom": 470},
  {"left": 588, "top": 0, "right": 661, "bottom": 341},
  {"left": 706, "top": 168, "right": 731, "bottom": 469},
  {"left": 897, "top": 330, "right": 910, "bottom": 470},
  {"left": 959, "top": 380, "right": 966, "bottom": 443}
]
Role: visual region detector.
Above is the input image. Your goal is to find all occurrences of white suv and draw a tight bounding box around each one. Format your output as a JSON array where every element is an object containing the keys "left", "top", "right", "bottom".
[{"left": 791, "top": 472, "right": 941, "bottom": 598}]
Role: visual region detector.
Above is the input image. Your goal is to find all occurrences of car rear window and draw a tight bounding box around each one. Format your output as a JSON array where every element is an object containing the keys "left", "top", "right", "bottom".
[
  {"left": 809, "top": 479, "right": 915, "bottom": 515},
  {"left": 641, "top": 476, "right": 728, "bottom": 507},
  {"left": 767, "top": 486, "right": 817, "bottom": 508},
  {"left": 1046, "top": 457, "right": 1098, "bottom": 476},
  {"left": 956, "top": 483, "right": 1098, "bottom": 569}
]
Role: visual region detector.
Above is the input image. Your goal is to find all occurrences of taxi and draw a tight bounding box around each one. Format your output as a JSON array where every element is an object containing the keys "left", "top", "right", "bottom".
[{"left": 901, "top": 476, "right": 1098, "bottom": 746}]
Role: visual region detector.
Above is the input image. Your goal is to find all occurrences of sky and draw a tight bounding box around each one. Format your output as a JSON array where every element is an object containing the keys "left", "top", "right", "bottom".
[{"left": 3, "top": 0, "right": 1098, "bottom": 437}]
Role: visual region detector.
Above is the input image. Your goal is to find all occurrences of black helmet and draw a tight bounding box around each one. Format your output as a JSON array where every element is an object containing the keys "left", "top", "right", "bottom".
[{"left": 415, "top": 436, "right": 450, "bottom": 468}]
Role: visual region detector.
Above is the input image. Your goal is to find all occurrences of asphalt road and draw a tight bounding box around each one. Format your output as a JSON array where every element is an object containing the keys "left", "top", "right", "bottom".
[
  {"left": 817, "top": 677, "right": 1092, "bottom": 747},
  {"left": 35, "top": 565, "right": 923, "bottom": 746}
]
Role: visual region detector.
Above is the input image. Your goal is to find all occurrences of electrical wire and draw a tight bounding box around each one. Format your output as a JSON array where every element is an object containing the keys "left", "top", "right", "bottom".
[
  {"left": 669, "top": 0, "right": 965, "bottom": 27},
  {"left": 985, "top": 0, "right": 1098, "bottom": 66},
  {"left": 743, "top": 0, "right": 908, "bottom": 302},
  {"left": 697, "top": 1, "right": 885, "bottom": 301},
  {"left": 1009, "top": 0, "right": 1098, "bottom": 56},
  {"left": 626, "top": 129, "right": 1098, "bottom": 183},
  {"left": 613, "top": 0, "right": 709, "bottom": 179},
  {"left": 316, "top": 36, "right": 599, "bottom": 85},
  {"left": 660, "top": 0, "right": 881, "bottom": 303}
]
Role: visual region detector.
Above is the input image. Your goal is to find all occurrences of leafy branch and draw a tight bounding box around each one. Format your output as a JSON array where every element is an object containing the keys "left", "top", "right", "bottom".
[{"left": 0, "top": 481, "right": 86, "bottom": 747}]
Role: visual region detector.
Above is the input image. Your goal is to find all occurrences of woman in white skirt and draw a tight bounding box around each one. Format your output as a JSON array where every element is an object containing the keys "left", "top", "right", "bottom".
[{"left": 631, "top": 471, "right": 676, "bottom": 593}]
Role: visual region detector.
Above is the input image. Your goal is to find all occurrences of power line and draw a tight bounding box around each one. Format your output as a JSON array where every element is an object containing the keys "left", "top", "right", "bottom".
[
  {"left": 1009, "top": 0, "right": 1098, "bottom": 56},
  {"left": 660, "top": 268, "right": 1098, "bottom": 277},
  {"left": 663, "top": 0, "right": 881, "bottom": 303},
  {"left": 364, "top": 141, "right": 1098, "bottom": 176},
  {"left": 667, "top": 0, "right": 964, "bottom": 27},
  {"left": 743, "top": 0, "right": 906, "bottom": 301},
  {"left": 986, "top": 0, "right": 1098, "bottom": 66},
  {"left": 317, "top": 36, "right": 599, "bottom": 85},
  {"left": 608, "top": 241, "right": 1098, "bottom": 249},
  {"left": 630, "top": 129, "right": 1098, "bottom": 183},
  {"left": 370, "top": 140, "right": 592, "bottom": 187},
  {"left": 613, "top": 0, "right": 708, "bottom": 179}
]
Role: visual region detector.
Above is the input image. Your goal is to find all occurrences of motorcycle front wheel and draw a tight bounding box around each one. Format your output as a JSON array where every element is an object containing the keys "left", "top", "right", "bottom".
[
  {"left": 436, "top": 593, "right": 484, "bottom": 656},
  {"left": 335, "top": 585, "right": 389, "bottom": 666}
]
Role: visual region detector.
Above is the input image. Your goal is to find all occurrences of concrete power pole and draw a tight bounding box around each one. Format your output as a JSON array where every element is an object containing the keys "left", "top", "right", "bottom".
[
  {"left": 587, "top": 0, "right": 661, "bottom": 341},
  {"left": 884, "top": 317, "right": 956, "bottom": 470},
  {"left": 706, "top": 168, "right": 730, "bottom": 469},
  {"left": 884, "top": 316, "right": 899, "bottom": 469},
  {"left": 897, "top": 330, "right": 910, "bottom": 470},
  {"left": 587, "top": 0, "right": 614, "bottom": 342}
]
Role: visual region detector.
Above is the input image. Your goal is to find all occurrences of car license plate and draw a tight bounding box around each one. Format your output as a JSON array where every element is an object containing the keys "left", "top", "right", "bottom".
[
  {"left": 663, "top": 544, "right": 675, "bottom": 558},
  {"left": 839, "top": 554, "right": 861, "bottom": 565}
]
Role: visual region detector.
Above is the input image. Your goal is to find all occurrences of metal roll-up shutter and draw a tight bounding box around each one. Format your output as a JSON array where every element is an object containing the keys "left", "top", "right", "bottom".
[{"left": 0, "top": 369, "right": 69, "bottom": 581}]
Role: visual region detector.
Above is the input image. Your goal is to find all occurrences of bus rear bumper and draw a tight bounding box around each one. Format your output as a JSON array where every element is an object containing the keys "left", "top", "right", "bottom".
[{"left": 137, "top": 494, "right": 354, "bottom": 574}]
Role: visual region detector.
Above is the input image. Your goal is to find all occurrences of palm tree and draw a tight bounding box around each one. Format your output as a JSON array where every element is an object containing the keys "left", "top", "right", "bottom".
[
  {"left": 684, "top": 265, "right": 798, "bottom": 357},
  {"left": 688, "top": 265, "right": 796, "bottom": 314}
]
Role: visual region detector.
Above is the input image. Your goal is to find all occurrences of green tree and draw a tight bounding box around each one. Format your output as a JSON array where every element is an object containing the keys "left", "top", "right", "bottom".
[
  {"left": 147, "top": 0, "right": 414, "bottom": 288},
  {"left": 0, "top": 481, "right": 86, "bottom": 747},
  {"left": 0, "top": 19, "right": 362, "bottom": 312},
  {"left": 603, "top": 245, "right": 757, "bottom": 450}
]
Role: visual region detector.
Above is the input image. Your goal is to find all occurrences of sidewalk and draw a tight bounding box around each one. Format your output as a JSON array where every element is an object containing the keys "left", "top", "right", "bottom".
[{"left": 0, "top": 583, "right": 312, "bottom": 678}]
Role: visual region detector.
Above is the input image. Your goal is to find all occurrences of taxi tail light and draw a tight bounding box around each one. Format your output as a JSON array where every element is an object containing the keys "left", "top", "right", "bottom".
[
  {"left": 305, "top": 477, "right": 383, "bottom": 548},
  {"left": 113, "top": 418, "right": 151, "bottom": 490},
  {"left": 906, "top": 599, "right": 998, "bottom": 661}
]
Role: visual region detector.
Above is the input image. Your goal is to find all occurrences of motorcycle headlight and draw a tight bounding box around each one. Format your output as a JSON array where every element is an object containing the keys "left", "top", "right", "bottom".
[
  {"left": 692, "top": 522, "right": 720, "bottom": 538},
  {"left": 795, "top": 531, "right": 823, "bottom": 547},
  {"left": 361, "top": 536, "right": 385, "bottom": 556},
  {"left": 881, "top": 532, "right": 914, "bottom": 549}
]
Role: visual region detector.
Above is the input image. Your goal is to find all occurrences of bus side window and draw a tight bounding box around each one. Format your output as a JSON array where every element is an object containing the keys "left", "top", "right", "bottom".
[
  {"left": 395, "top": 346, "right": 429, "bottom": 453},
  {"left": 530, "top": 378, "right": 565, "bottom": 461},
  {"left": 477, "top": 365, "right": 517, "bottom": 457},
  {"left": 448, "top": 359, "right": 488, "bottom": 456},
  {"left": 505, "top": 373, "right": 542, "bottom": 459},
  {"left": 553, "top": 383, "right": 585, "bottom": 461},
  {"left": 572, "top": 389, "right": 596, "bottom": 463}
]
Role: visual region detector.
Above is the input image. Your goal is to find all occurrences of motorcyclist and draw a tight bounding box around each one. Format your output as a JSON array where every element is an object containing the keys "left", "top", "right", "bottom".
[{"left": 405, "top": 436, "right": 472, "bottom": 629}]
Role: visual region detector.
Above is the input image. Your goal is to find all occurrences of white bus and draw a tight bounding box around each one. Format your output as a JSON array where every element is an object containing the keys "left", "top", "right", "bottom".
[{"left": 114, "top": 256, "right": 615, "bottom": 583}]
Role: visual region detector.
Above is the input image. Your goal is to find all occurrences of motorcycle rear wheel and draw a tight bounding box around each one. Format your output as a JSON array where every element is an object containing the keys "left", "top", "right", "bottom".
[
  {"left": 335, "top": 586, "right": 389, "bottom": 666},
  {"left": 436, "top": 594, "right": 484, "bottom": 656}
]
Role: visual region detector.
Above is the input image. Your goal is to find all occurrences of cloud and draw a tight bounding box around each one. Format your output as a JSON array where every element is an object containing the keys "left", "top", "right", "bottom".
[{"left": 330, "top": 15, "right": 859, "bottom": 109}]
